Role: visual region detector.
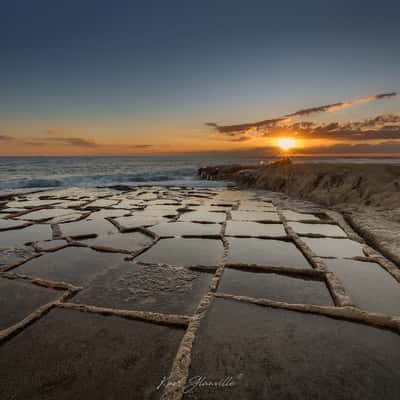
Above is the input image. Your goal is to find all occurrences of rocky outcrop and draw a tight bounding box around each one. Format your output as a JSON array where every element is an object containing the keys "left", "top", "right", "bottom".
[
  {"left": 199, "top": 159, "right": 400, "bottom": 265},
  {"left": 199, "top": 159, "right": 400, "bottom": 208}
]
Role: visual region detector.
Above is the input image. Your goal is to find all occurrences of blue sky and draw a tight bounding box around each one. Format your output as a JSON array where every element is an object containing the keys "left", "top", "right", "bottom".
[{"left": 1, "top": 0, "right": 399, "bottom": 155}]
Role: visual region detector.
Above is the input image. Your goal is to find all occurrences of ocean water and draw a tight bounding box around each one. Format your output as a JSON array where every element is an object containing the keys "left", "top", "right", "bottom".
[
  {"left": 0, "top": 156, "right": 398, "bottom": 193},
  {"left": 0, "top": 156, "right": 251, "bottom": 192}
]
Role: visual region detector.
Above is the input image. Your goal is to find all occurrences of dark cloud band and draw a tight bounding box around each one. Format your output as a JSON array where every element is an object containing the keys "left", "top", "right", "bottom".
[{"left": 208, "top": 92, "right": 397, "bottom": 135}]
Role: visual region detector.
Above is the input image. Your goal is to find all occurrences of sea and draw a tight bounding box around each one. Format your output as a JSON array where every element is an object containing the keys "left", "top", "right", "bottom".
[{"left": 0, "top": 155, "right": 399, "bottom": 195}]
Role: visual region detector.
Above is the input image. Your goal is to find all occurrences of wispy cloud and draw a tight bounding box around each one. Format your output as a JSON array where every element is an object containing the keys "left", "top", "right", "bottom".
[
  {"left": 206, "top": 118, "right": 285, "bottom": 134},
  {"left": 45, "top": 137, "right": 99, "bottom": 147},
  {"left": 293, "top": 141, "right": 400, "bottom": 154},
  {"left": 209, "top": 111, "right": 400, "bottom": 142},
  {"left": 207, "top": 92, "right": 397, "bottom": 135},
  {"left": 20, "top": 134, "right": 154, "bottom": 153},
  {"left": 0, "top": 135, "right": 15, "bottom": 141},
  {"left": 286, "top": 92, "right": 397, "bottom": 118},
  {"left": 271, "top": 113, "right": 400, "bottom": 141},
  {"left": 22, "top": 141, "right": 47, "bottom": 146},
  {"left": 127, "top": 144, "right": 153, "bottom": 148}
]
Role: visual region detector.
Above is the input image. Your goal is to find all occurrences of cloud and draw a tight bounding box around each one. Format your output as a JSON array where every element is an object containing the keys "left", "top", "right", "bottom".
[
  {"left": 208, "top": 92, "right": 397, "bottom": 135},
  {"left": 203, "top": 141, "right": 400, "bottom": 157},
  {"left": 45, "top": 137, "right": 99, "bottom": 147},
  {"left": 207, "top": 117, "right": 286, "bottom": 134},
  {"left": 127, "top": 144, "right": 153, "bottom": 148},
  {"left": 293, "top": 141, "right": 400, "bottom": 154},
  {"left": 277, "top": 113, "right": 400, "bottom": 141},
  {"left": 210, "top": 112, "right": 400, "bottom": 142},
  {"left": 22, "top": 141, "right": 47, "bottom": 146},
  {"left": 375, "top": 92, "right": 397, "bottom": 100},
  {"left": 41, "top": 129, "right": 99, "bottom": 147},
  {"left": 227, "top": 135, "right": 253, "bottom": 142},
  {"left": 287, "top": 92, "right": 397, "bottom": 118},
  {"left": 0, "top": 135, "right": 15, "bottom": 141},
  {"left": 43, "top": 130, "right": 152, "bottom": 149}
]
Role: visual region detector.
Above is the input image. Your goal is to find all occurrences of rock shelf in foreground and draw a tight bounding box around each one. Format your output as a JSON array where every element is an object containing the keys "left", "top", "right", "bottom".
[{"left": 0, "top": 185, "right": 399, "bottom": 400}]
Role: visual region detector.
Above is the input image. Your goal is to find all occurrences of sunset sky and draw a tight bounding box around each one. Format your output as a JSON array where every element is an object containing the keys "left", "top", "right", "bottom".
[{"left": 1, "top": 0, "right": 399, "bottom": 156}]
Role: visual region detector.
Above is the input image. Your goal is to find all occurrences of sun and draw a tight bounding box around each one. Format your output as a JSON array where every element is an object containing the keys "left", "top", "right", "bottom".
[{"left": 275, "top": 137, "right": 297, "bottom": 152}]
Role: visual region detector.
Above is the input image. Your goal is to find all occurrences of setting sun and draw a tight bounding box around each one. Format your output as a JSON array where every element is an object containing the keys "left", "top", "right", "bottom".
[{"left": 275, "top": 137, "right": 297, "bottom": 151}]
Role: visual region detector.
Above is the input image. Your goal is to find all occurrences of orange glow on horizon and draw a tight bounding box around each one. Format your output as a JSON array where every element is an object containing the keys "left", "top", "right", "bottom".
[{"left": 275, "top": 137, "right": 297, "bottom": 152}]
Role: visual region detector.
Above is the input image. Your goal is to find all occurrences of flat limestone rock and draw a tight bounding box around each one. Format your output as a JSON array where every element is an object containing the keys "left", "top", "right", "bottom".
[
  {"left": 0, "top": 278, "right": 61, "bottom": 329},
  {"left": 2, "top": 186, "right": 399, "bottom": 400},
  {"left": 218, "top": 269, "right": 333, "bottom": 305},
  {"left": 230, "top": 211, "right": 280, "bottom": 222},
  {"left": 0, "top": 246, "right": 35, "bottom": 267},
  {"left": 282, "top": 210, "right": 320, "bottom": 221},
  {"left": 16, "top": 208, "right": 79, "bottom": 222},
  {"left": 59, "top": 219, "right": 118, "bottom": 238},
  {"left": 288, "top": 222, "right": 347, "bottom": 237},
  {"left": 49, "top": 212, "right": 87, "bottom": 224},
  {"left": 56, "top": 200, "right": 90, "bottom": 208},
  {"left": 179, "top": 210, "right": 226, "bottom": 223},
  {"left": 238, "top": 201, "right": 276, "bottom": 211},
  {"left": 149, "top": 222, "right": 221, "bottom": 238},
  {"left": 325, "top": 259, "right": 400, "bottom": 315},
  {"left": 135, "top": 192, "right": 159, "bottom": 200},
  {"left": 72, "top": 261, "right": 211, "bottom": 315},
  {"left": 34, "top": 239, "right": 69, "bottom": 252},
  {"left": 227, "top": 238, "right": 311, "bottom": 269},
  {"left": 225, "top": 221, "right": 286, "bottom": 238},
  {"left": 87, "top": 209, "right": 130, "bottom": 219},
  {"left": 136, "top": 238, "right": 224, "bottom": 267},
  {"left": 111, "top": 199, "right": 146, "bottom": 209},
  {"left": 80, "top": 231, "right": 153, "bottom": 253},
  {"left": 302, "top": 237, "right": 365, "bottom": 258},
  {"left": 1, "top": 208, "right": 29, "bottom": 213},
  {"left": 84, "top": 199, "right": 119, "bottom": 208},
  {"left": 185, "top": 298, "right": 400, "bottom": 400},
  {"left": 0, "top": 218, "right": 30, "bottom": 230},
  {"left": 142, "top": 205, "right": 180, "bottom": 216},
  {"left": 0, "top": 308, "right": 183, "bottom": 400},
  {"left": 0, "top": 224, "right": 52, "bottom": 248},
  {"left": 6, "top": 199, "right": 62, "bottom": 208},
  {"left": 113, "top": 215, "right": 168, "bottom": 232},
  {"left": 13, "top": 247, "right": 125, "bottom": 286}
]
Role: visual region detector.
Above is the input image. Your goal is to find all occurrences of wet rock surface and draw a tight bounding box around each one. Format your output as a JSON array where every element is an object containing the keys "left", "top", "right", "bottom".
[
  {"left": 72, "top": 261, "right": 212, "bottom": 315},
  {"left": 0, "top": 186, "right": 399, "bottom": 399},
  {"left": 13, "top": 247, "right": 125, "bottom": 286},
  {"left": 148, "top": 221, "right": 222, "bottom": 238},
  {"left": 302, "top": 237, "right": 365, "bottom": 258},
  {"left": 325, "top": 258, "right": 400, "bottom": 315},
  {"left": 226, "top": 237, "right": 311, "bottom": 269},
  {"left": 225, "top": 221, "right": 286, "bottom": 238},
  {"left": 137, "top": 238, "right": 224, "bottom": 267},
  {"left": 0, "top": 278, "right": 61, "bottom": 329},
  {"left": 80, "top": 231, "right": 153, "bottom": 253},
  {"left": 0, "top": 308, "right": 184, "bottom": 400},
  {"left": 218, "top": 269, "right": 333, "bottom": 305},
  {"left": 185, "top": 299, "right": 400, "bottom": 400}
]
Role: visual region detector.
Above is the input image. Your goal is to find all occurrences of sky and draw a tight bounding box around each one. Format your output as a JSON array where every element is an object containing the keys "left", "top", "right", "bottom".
[{"left": 1, "top": 0, "right": 399, "bottom": 156}]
